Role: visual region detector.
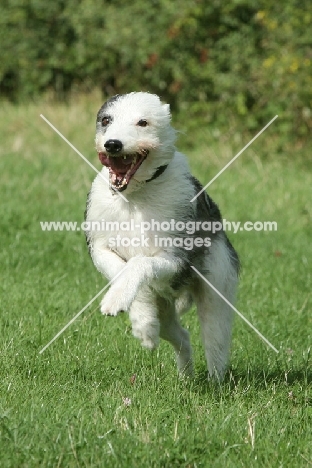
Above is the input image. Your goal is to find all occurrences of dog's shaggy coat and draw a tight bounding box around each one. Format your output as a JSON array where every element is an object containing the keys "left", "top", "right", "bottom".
[{"left": 85, "top": 92, "right": 239, "bottom": 379}]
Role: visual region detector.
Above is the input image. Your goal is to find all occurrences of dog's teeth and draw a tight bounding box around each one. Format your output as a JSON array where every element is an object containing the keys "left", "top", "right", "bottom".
[
  {"left": 123, "top": 156, "right": 127, "bottom": 159},
  {"left": 130, "top": 156, "right": 137, "bottom": 169}
]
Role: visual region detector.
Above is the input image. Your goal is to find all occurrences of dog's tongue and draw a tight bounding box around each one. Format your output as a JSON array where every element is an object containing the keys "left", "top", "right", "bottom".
[
  {"left": 98, "top": 151, "right": 148, "bottom": 192},
  {"left": 109, "top": 155, "right": 134, "bottom": 173},
  {"left": 98, "top": 153, "right": 133, "bottom": 173}
]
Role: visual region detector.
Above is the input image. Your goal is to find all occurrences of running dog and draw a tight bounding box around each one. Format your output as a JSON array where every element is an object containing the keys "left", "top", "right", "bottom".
[{"left": 85, "top": 92, "right": 239, "bottom": 379}]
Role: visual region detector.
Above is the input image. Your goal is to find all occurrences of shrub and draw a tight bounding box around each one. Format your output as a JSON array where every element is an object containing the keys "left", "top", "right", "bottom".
[{"left": 0, "top": 0, "right": 311, "bottom": 138}]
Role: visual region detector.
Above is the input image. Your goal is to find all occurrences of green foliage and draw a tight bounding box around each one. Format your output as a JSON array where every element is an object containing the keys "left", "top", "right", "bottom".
[
  {"left": 0, "top": 98, "right": 312, "bottom": 467},
  {"left": 0, "top": 0, "right": 311, "bottom": 138}
]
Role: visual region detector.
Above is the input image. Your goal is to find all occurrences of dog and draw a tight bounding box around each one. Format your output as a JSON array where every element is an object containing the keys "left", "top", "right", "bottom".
[{"left": 85, "top": 92, "right": 239, "bottom": 380}]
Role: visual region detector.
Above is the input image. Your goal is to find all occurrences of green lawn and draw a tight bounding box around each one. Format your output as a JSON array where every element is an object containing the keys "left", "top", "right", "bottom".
[{"left": 0, "top": 95, "right": 311, "bottom": 467}]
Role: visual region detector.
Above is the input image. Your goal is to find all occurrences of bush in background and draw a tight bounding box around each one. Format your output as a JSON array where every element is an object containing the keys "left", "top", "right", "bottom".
[{"left": 0, "top": 0, "right": 311, "bottom": 139}]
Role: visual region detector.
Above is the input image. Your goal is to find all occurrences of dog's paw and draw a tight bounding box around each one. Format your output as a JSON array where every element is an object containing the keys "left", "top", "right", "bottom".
[
  {"left": 100, "top": 294, "right": 122, "bottom": 316},
  {"left": 100, "top": 301, "right": 119, "bottom": 316},
  {"left": 132, "top": 328, "right": 159, "bottom": 350},
  {"left": 100, "top": 286, "right": 134, "bottom": 316}
]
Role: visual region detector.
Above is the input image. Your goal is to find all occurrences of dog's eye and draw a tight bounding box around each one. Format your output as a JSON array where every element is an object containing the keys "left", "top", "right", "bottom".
[
  {"left": 137, "top": 119, "right": 148, "bottom": 127},
  {"left": 101, "top": 116, "right": 110, "bottom": 127}
]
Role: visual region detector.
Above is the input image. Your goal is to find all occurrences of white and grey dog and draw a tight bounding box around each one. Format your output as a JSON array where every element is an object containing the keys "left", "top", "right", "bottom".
[{"left": 85, "top": 92, "right": 239, "bottom": 380}]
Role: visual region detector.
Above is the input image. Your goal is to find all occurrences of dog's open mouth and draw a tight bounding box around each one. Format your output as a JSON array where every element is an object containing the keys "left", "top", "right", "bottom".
[{"left": 98, "top": 149, "right": 149, "bottom": 192}]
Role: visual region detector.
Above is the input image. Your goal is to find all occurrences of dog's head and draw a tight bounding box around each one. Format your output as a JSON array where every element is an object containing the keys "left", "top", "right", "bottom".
[{"left": 95, "top": 92, "right": 176, "bottom": 193}]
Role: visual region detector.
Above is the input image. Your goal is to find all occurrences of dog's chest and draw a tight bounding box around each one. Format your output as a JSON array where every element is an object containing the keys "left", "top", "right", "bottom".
[
  {"left": 89, "top": 197, "right": 178, "bottom": 260},
  {"left": 87, "top": 160, "right": 195, "bottom": 260}
]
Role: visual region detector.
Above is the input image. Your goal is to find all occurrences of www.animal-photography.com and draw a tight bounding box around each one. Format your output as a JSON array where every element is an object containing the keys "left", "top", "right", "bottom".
[{"left": 1, "top": 2, "right": 311, "bottom": 467}]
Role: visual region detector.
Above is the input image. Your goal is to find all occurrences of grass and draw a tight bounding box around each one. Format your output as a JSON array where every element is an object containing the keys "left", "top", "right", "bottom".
[{"left": 0, "top": 93, "right": 311, "bottom": 467}]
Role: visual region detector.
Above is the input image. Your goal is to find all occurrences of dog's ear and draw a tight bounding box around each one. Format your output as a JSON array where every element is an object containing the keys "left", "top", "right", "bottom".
[{"left": 162, "top": 103, "right": 171, "bottom": 116}]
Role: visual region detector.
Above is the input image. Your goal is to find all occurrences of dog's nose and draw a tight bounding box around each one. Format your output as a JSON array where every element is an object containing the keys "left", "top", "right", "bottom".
[{"left": 104, "top": 139, "right": 123, "bottom": 154}]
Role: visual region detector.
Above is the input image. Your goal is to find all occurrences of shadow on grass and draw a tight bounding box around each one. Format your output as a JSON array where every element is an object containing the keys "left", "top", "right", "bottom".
[{"left": 193, "top": 364, "right": 312, "bottom": 395}]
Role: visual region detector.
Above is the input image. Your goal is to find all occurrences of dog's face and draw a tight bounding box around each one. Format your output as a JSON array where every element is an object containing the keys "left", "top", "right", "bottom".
[{"left": 95, "top": 92, "right": 176, "bottom": 193}]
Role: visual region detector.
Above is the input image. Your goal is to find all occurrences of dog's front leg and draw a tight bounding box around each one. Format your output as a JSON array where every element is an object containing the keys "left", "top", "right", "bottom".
[
  {"left": 129, "top": 286, "right": 160, "bottom": 350},
  {"left": 100, "top": 254, "right": 182, "bottom": 316},
  {"left": 91, "top": 242, "right": 126, "bottom": 281},
  {"left": 90, "top": 241, "right": 129, "bottom": 316}
]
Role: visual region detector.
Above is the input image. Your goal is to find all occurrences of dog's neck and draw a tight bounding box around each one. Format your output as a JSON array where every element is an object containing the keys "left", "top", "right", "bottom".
[
  {"left": 115, "top": 164, "right": 169, "bottom": 196},
  {"left": 145, "top": 164, "right": 168, "bottom": 183}
]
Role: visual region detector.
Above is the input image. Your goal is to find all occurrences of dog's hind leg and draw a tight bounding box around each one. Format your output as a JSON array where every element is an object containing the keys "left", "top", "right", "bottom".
[
  {"left": 196, "top": 287, "right": 234, "bottom": 380},
  {"left": 195, "top": 240, "right": 238, "bottom": 381},
  {"left": 158, "top": 296, "right": 194, "bottom": 377}
]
